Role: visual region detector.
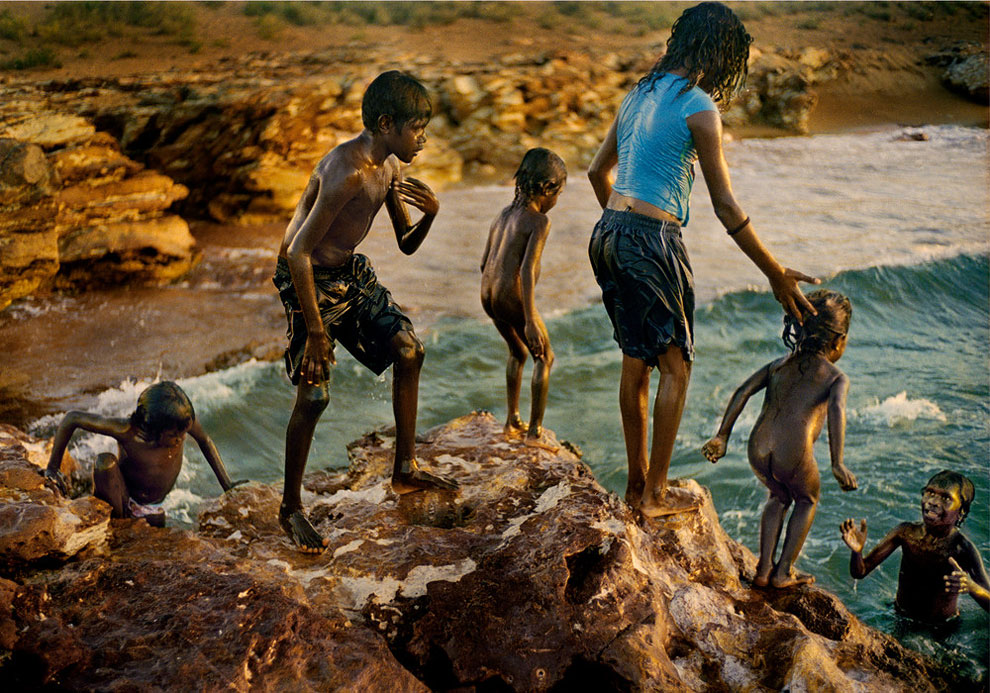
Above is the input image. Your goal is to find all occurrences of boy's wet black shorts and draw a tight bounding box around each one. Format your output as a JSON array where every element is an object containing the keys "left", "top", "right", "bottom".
[
  {"left": 273, "top": 255, "right": 413, "bottom": 381},
  {"left": 589, "top": 208, "right": 695, "bottom": 363}
]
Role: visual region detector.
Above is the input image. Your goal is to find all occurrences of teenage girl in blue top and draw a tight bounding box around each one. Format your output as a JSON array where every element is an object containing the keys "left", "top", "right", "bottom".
[{"left": 588, "top": 2, "right": 820, "bottom": 517}]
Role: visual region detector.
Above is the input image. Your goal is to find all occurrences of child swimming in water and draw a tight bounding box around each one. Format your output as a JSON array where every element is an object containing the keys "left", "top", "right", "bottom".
[
  {"left": 43, "top": 381, "right": 244, "bottom": 527},
  {"left": 480, "top": 148, "right": 566, "bottom": 450},
  {"left": 841, "top": 470, "right": 989, "bottom": 624},
  {"left": 703, "top": 289, "right": 858, "bottom": 588}
]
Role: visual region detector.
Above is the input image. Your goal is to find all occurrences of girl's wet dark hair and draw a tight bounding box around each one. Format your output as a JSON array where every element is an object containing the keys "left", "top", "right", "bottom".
[
  {"left": 362, "top": 70, "right": 432, "bottom": 132},
  {"left": 782, "top": 289, "right": 852, "bottom": 355},
  {"left": 130, "top": 381, "right": 195, "bottom": 442},
  {"left": 642, "top": 1, "right": 752, "bottom": 106},
  {"left": 927, "top": 470, "right": 975, "bottom": 525},
  {"left": 514, "top": 147, "right": 567, "bottom": 200}
]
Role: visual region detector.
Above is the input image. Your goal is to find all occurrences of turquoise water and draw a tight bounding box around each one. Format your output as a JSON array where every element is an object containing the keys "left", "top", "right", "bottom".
[{"left": 31, "top": 126, "right": 990, "bottom": 676}]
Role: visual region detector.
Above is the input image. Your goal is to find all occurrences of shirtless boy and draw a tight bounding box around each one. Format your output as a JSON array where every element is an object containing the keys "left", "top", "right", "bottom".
[
  {"left": 42, "top": 381, "right": 243, "bottom": 527},
  {"left": 841, "top": 470, "right": 989, "bottom": 623},
  {"left": 480, "top": 148, "right": 566, "bottom": 450},
  {"left": 703, "top": 290, "right": 858, "bottom": 588},
  {"left": 274, "top": 70, "right": 457, "bottom": 552}
]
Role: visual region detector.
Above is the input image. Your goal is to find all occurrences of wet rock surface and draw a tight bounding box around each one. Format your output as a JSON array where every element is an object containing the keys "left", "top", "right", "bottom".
[{"left": 1, "top": 412, "right": 977, "bottom": 691}]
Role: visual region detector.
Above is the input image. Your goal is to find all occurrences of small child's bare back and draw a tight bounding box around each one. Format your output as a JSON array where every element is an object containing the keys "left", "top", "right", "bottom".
[
  {"left": 748, "top": 354, "right": 844, "bottom": 497},
  {"left": 480, "top": 205, "right": 548, "bottom": 327}
]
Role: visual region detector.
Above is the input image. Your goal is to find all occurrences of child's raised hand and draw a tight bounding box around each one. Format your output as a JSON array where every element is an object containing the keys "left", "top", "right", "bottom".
[
  {"left": 832, "top": 464, "right": 857, "bottom": 491},
  {"left": 840, "top": 518, "right": 867, "bottom": 552},
  {"left": 944, "top": 557, "right": 973, "bottom": 595},
  {"left": 701, "top": 436, "right": 726, "bottom": 463},
  {"left": 395, "top": 177, "right": 439, "bottom": 216}
]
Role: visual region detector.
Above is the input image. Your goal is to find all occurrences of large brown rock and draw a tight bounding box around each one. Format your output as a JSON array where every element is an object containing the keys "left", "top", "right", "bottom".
[{"left": 0, "top": 414, "right": 976, "bottom": 690}]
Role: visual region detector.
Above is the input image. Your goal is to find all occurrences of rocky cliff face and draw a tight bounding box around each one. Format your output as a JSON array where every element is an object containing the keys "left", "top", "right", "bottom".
[
  {"left": 0, "top": 413, "right": 976, "bottom": 691},
  {"left": 0, "top": 108, "right": 196, "bottom": 310}
]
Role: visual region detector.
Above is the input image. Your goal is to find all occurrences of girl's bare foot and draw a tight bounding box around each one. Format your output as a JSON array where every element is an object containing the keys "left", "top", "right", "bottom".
[
  {"left": 279, "top": 506, "right": 329, "bottom": 553},
  {"left": 639, "top": 485, "right": 703, "bottom": 518},
  {"left": 770, "top": 568, "right": 815, "bottom": 589}
]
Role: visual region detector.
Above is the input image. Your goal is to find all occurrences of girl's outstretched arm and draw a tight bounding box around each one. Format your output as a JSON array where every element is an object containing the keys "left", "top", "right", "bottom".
[
  {"left": 688, "top": 110, "right": 819, "bottom": 321},
  {"left": 827, "top": 373, "right": 857, "bottom": 490},
  {"left": 702, "top": 361, "right": 772, "bottom": 462}
]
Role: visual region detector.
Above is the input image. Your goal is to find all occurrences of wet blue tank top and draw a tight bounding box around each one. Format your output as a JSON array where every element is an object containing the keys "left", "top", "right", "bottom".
[{"left": 612, "top": 74, "right": 718, "bottom": 226}]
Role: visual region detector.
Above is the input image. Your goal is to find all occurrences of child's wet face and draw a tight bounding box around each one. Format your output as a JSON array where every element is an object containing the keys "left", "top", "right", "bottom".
[
  {"left": 157, "top": 425, "right": 190, "bottom": 448},
  {"left": 921, "top": 483, "right": 963, "bottom": 528},
  {"left": 391, "top": 118, "right": 428, "bottom": 164}
]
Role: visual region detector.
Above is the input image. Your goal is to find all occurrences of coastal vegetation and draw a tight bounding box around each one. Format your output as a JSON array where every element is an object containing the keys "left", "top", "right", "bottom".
[{"left": 0, "top": 1, "right": 986, "bottom": 70}]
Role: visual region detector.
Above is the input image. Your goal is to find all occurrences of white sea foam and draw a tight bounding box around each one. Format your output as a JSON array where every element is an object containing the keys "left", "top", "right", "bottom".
[{"left": 855, "top": 391, "right": 947, "bottom": 427}]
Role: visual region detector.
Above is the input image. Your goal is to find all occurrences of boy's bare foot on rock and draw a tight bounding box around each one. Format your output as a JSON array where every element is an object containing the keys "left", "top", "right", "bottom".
[
  {"left": 752, "top": 563, "right": 774, "bottom": 588},
  {"left": 279, "top": 506, "right": 329, "bottom": 553},
  {"left": 392, "top": 461, "right": 459, "bottom": 494},
  {"left": 639, "top": 486, "right": 703, "bottom": 518},
  {"left": 770, "top": 568, "right": 815, "bottom": 589},
  {"left": 523, "top": 428, "right": 559, "bottom": 452}
]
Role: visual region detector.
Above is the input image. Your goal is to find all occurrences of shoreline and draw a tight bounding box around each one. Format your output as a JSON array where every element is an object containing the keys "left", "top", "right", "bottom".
[{"left": 1, "top": 115, "right": 986, "bottom": 427}]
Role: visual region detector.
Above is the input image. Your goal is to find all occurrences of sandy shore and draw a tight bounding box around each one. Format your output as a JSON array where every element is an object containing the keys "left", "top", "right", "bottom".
[{"left": 0, "top": 2, "right": 987, "bottom": 425}]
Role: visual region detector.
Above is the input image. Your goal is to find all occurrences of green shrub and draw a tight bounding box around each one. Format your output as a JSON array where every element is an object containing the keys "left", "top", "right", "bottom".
[
  {"left": 1, "top": 47, "right": 62, "bottom": 70},
  {"left": 0, "top": 9, "right": 27, "bottom": 41}
]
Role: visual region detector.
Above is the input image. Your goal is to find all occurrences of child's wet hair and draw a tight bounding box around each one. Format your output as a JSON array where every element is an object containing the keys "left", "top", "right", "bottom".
[
  {"left": 514, "top": 148, "right": 567, "bottom": 200},
  {"left": 782, "top": 289, "right": 852, "bottom": 354},
  {"left": 926, "top": 470, "right": 975, "bottom": 525},
  {"left": 362, "top": 70, "right": 432, "bottom": 132},
  {"left": 643, "top": 1, "right": 752, "bottom": 105},
  {"left": 130, "top": 381, "right": 195, "bottom": 442}
]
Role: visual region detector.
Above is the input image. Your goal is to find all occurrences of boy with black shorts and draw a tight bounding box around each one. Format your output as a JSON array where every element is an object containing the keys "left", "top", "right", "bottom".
[{"left": 274, "top": 70, "right": 457, "bottom": 553}]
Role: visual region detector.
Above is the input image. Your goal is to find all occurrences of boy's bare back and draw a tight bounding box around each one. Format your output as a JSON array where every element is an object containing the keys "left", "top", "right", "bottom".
[{"left": 480, "top": 205, "right": 549, "bottom": 322}]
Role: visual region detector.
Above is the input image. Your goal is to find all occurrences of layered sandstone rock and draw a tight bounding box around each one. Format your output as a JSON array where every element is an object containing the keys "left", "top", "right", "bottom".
[
  {"left": 0, "top": 413, "right": 975, "bottom": 691},
  {"left": 0, "top": 114, "right": 196, "bottom": 309}
]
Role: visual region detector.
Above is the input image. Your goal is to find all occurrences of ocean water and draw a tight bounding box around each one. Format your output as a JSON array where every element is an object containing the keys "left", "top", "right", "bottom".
[{"left": 31, "top": 125, "right": 990, "bottom": 675}]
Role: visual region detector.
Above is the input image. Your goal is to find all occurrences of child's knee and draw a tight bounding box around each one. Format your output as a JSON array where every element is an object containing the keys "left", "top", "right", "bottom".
[
  {"left": 297, "top": 384, "right": 330, "bottom": 416},
  {"left": 536, "top": 346, "right": 554, "bottom": 367},
  {"left": 392, "top": 330, "right": 424, "bottom": 366},
  {"left": 94, "top": 453, "right": 118, "bottom": 472}
]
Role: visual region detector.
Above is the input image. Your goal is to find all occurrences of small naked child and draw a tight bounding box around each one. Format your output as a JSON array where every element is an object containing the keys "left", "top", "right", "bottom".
[
  {"left": 480, "top": 148, "right": 566, "bottom": 450},
  {"left": 702, "top": 290, "right": 858, "bottom": 588},
  {"left": 43, "top": 381, "right": 244, "bottom": 526}
]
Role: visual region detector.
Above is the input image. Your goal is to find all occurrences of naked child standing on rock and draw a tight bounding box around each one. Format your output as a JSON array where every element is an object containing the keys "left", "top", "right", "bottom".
[{"left": 274, "top": 70, "right": 458, "bottom": 553}]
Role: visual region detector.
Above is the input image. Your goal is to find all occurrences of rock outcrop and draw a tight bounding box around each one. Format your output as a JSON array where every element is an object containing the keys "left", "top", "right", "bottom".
[
  {"left": 0, "top": 111, "right": 196, "bottom": 310},
  {"left": 0, "top": 413, "right": 977, "bottom": 691}
]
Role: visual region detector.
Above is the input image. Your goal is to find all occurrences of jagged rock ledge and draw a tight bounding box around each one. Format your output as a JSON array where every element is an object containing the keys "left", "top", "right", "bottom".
[{"left": 0, "top": 413, "right": 978, "bottom": 691}]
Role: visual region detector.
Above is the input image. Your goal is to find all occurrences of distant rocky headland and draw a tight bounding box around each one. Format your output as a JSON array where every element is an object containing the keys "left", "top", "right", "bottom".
[
  {"left": 1, "top": 40, "right": 987, "bottom": 310},
  {"left": 1, "top": 412, "right": 981, "bottom": 691}
]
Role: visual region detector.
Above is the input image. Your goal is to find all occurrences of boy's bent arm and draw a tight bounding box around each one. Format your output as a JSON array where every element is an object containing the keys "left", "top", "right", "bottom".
[
  {"left": 854, "top": 524, "right": 905, "bottom": 579},
  {"left": 703, "top": 363, "right": 770, "bottom": 462},
  {"left": 588, "top": 118, "right": 618, "bottom": 209},
  {"left": 689, "top": 110, "right": 819, "bottom": 321},
  {"left": 286, "top": 171, "right": 362, "bottom": 383},
  {"left": 386, "top": 175, "right": 438, "bottom": 255},
  {"left": 520, "top": 217, "right": 551, "bottom": 356},
  {"left": 949, "top": 540, "right": 990, "bottom": 611},
  {"left": 46, "top": 411, "right": 127, "bottom": 474},
  {"left": 827, "top": 374, "right": 856, "bottom": 490},
  {"left": 187, "top": 420, "right": 240, "bottom": 492}
]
